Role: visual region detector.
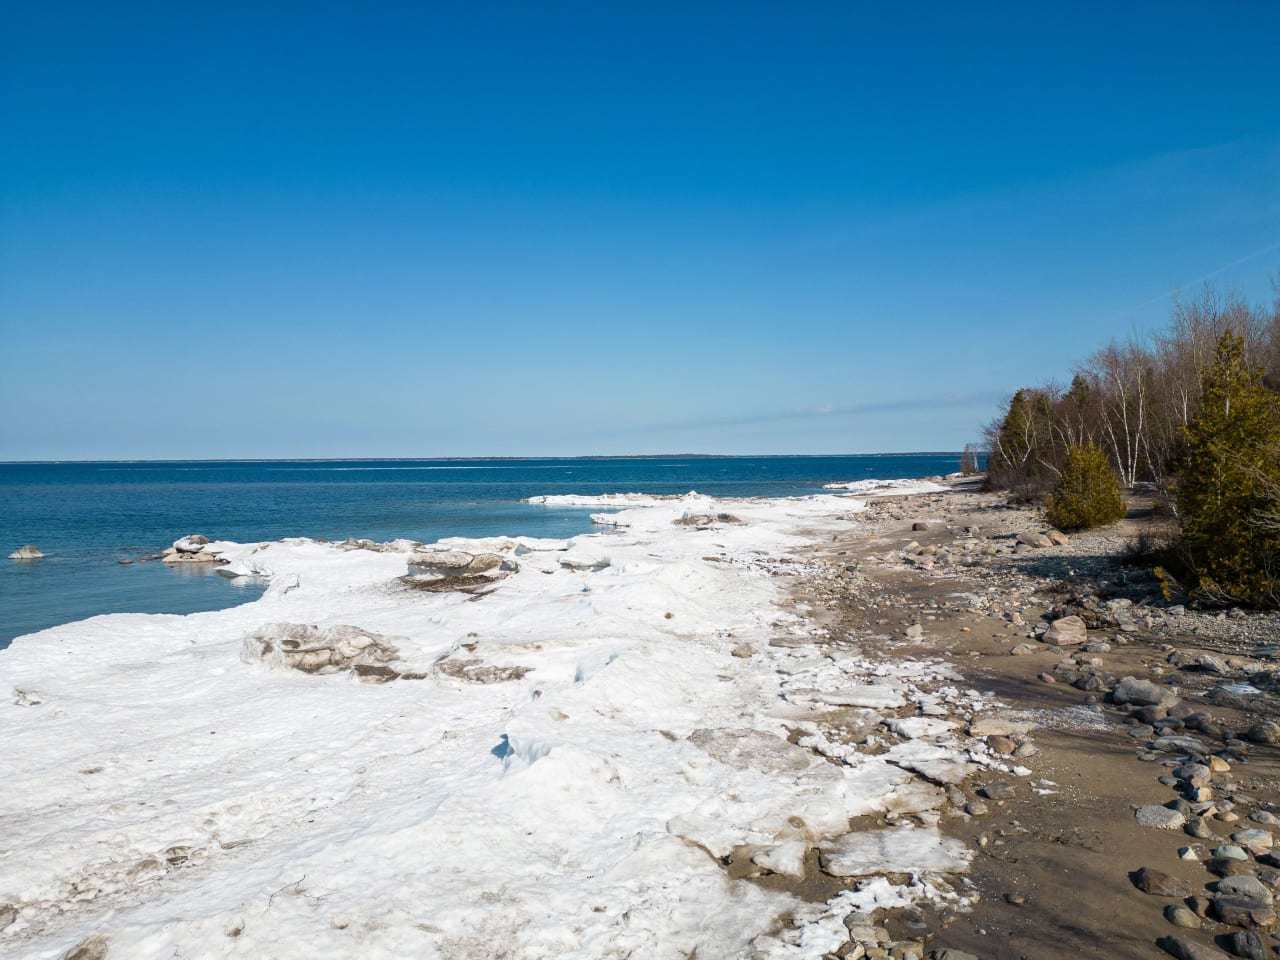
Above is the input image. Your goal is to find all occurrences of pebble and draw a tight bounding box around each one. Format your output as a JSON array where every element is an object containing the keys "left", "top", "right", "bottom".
[
  {"left": 980, "top": 781, "right": 1015, "bottom": 801},
  {"left": 1162, "top": 903, "right": 1201, "bottom": 928}
]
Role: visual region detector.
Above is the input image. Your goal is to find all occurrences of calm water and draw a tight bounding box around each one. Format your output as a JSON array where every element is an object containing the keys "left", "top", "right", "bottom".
[{"left": 0, "top": 454, "right": 962, "bottom": 647}]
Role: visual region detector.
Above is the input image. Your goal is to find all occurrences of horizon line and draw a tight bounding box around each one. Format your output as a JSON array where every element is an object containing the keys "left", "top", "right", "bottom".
[{"left": 0, "top": 451, "right": 971, "bottom": 466}]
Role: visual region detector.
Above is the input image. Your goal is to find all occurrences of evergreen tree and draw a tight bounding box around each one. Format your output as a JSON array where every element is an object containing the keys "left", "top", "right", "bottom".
[
  {"left": 1174, "top": 331, "right": 1280, "bottom": 606},
  {"left": 1046, "top": 444, "right": 1126, "bottom": 531}
]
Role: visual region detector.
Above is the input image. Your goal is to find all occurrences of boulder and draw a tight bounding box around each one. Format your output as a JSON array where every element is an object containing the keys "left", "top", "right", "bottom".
[
  {"left": 1041, "top": 615, "right": 1087, "bottom": 646},
  {"left": 1247, "top": 721, "right": 1280, "bottom": 745},
  {"left": 1156, "top": 937, "right": 1232, "bottom": 960},
  {"left": 407, "top": 550, "right": 505, "bottom": 578},
  {"left": 1113, "top": 676, "right": 1178, "bottom": 707},
  {"left": 173, "top": 534, "right": 211, "bottom": 553},
  {"left": 7, "top": 544, "right": 44, "bottom": 560},
  {"left": 1132, "top": 866, "right": 1193, "bottom": 897},
  {"left": 1016, "top": 531, "right": 1052, "bottom": 548},
  {"left": 1136, "top": 805, "right": 1187, "bottom": 830}
]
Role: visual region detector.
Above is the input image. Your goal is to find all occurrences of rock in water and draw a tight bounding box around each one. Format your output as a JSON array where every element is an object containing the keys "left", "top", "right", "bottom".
[
  {"left": 1041, "top": 615, "right": 1087, "bottom": 646},
  {"left": 173, "top": 534, "right": 211, "bottom": 553},
  {"left": 7, "top": 544, "right": 44, "bottom": 560}
]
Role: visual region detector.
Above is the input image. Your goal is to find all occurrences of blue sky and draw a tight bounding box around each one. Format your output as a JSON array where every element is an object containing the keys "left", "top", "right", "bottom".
[{"left": 3, "top": 1, "right": 1278, "bottom": 459}]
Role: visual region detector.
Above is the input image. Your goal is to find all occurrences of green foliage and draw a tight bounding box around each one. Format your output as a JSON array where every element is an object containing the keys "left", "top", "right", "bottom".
[
  {"left": 985, "top": 389, "right": 1058, "bottom": 497},
  {"left": 1045, "top": 444, "right": 1126, "bottom": 531},
  {"left": 1173, "top": 332, "right": 1280, "bottom": 607},
  {"left": 959, "top": 444, "right": 982, "bottom": 475}
]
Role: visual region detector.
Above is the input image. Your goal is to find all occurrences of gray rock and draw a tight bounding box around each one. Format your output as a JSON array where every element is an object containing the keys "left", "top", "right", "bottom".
[
  {"left": 1016, "top": 531, "right": 1052, "bottom": 548},
  {"left": 1223, "top": 930, "right": 1268, "bottom": 960},
  {"left": 1157, "top": 936, "right": 1232, "bottom": 960},
  {"left": 1211, "top": 895, "right": 1276, "bottom": 928},
  {"left": 1232, "top": 829, "right": 1273, "bottom": 849},
  {"left": 980, "top": 781, "right": 1016, "bottom": 801},
  {"left": 1137, "top": 805, "right": 1187, "bottom": 829},
  {"left": 1212, "top": 845, "right": 1249, "bottom": 861},
  {"left": 408, "top": 550, "right": 505, "bottom": 578},
  {"left": 929, "top": 951, "right": 980, "bottom": 960},
  {"left": 1010, "top": 642, "right": 1037, "bottom": 656},
  {"left": 7, "top": 544, "right": 44, "bottom": 560},
  {"left": 1113, "top": 676, "right": 1179, "bottom": 707},
  {"left": 1214, "top": 875, "right": 1273, "bottom": 904},
  {"left": 173, "top": 533, "right": 211, "bottom": 553},
  {"left": 0, "top": 904, "right": 15, "bottom": 930}
]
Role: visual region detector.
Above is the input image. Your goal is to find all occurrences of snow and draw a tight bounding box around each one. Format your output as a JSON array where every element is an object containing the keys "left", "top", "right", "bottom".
[
  {"left": 1, "top": 483, "right": 977, "bottom": 959},
  {"left": 821, "top": 478, "right": 948, "bottom": 495}
]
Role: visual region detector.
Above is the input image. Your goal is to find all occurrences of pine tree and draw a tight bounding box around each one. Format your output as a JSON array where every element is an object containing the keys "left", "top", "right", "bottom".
[
  {"left": 1046, "top": 444, "right": 1126, "bottom": 531},
  {"left": 1174, "top": 331, "right": 1280, "bottom": 606}
]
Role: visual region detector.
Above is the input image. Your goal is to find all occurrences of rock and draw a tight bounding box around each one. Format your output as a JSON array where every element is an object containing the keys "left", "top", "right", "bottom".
[
  {"left": 1137, "top": 805, "right": 1187, "bottom": 829},
  {"left": 1156, "top": 937, "right": 1232, "bottom": 960},
  {"left": 1194, "top": 654, "right": 1231, "bottom": 675},
  {"left": 731, "top": 644, "right": 757, "bottom": 659},
  {"left": 912, "top": 522, "right": 931, "bottom": 531},
  {"left": 1010, "top": 643, "right": 1037, "bottom": 656},
  {"left": 1046, "top": 529, "right": 1070, "bottom": 545},
  {"left": 980, "top": 781, "right": 1016, "bottom": 801},
  {"left": 242, "top": 623, "right": 412, "bottom": 679},
  {"left": 7, "top": 544, "right": 44, "bottom": 560},
  {"left": 968, "top": 718, "right": 1033, "bottom": 738},
  {"left": 1113, "top": 676, "right": 1179, "bottom": 708},
  {"left": 1205, "top": 857, "right": 1256, "bottom": 878},
  {"left": 1041, "top": 615, "right": 1087, "bottom": 646},
  {"left": 1246, "top": 721, "right": 1280, "bottom": 745},
  {"left": 62, "top": 935, "right": 109, "bottom": 960},
  {"left": 1016, "top": 531, "right": 1052, "bottom": 548},
  {"left": 1223, "top": 931, "right": 1268, "bottom": 960},
  {"left": 0, "top": 904, "right": 15, "bottom": 930},
  {"left": 1211, "top": 895, "right": 1276, "bottom": 928},
  {"left": 408, "top": 550, "right": 505, "bottom": 578},
  {"left": 1163, "top": 903, "right": 1201, "bottom": 928},
  {"left": 1232, "top": 829, "right": 1273, "bottom": 849},
  {"left": 905, "top": 624, "right": 924, "bottom": 638},
  {"left": 162, "top": 550, "right": 217, "bottom": 564},
  {"left": 559, "top": 552, "right": 612, "bottom": 572},
  {"left": 1133, "top": 866, "right": 1193, "bottom": 897},
  {"left": 1212, "top": 845, "right": 1249, "bottom": 861},
  {"left": 1214, "top": 875, "right": 1273, "bottom": 904},
  {"left": 986, "top": 735, "right": 1017, "bottom": 756},
  {"left": 929, "top": 951, "right": 980, "bottom": 960},
  {"left": 173, "top": 534, "right": 211, "bottom": 553}
]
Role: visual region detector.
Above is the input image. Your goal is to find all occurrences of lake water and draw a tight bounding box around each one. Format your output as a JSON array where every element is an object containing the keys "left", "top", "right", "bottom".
[{"left": 0, "top": 454, "right": 963, "bottom": 646}]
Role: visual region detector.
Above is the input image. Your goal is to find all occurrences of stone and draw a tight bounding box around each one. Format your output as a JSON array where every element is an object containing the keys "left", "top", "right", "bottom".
[
  {"left": 242, "top": 623, "right": 419, "bottom": 681},
  {"left": 1156, "top": 937, "right": 1232, "bottom": 960},
  {"left": 1163, "top": 903, "right": 1201, "bottom": 928},
  {"left": 968, "top": 718, "right": 1033, "bottom": 738},
  {"left": 1195, "top": 654, "right": 1231, "bottom": 675},
  {"left": 7, "top": 544, "right": 44, "bottom": 560},
  {"left": 1246, "top": 721, "right": 1280, "bottom": 745},
  {"left": 731, "top": 644, "right": 757, "bottom": 659},
  {"left": 1212, "top": 845, "right": 1249, "bottom": 861},
  {"left": 1223, "top": 931, "right": 1268, "bottom": 960},
  {"left": 1016, "top": 531, "right": 1052, "bottom": 548},
  {"left": 408, "top": 550, "right": 506, "bottom": 578},
  {"left": 1233, "top": 829, "right": 1273, "bottom": 849},
  {"left": 173, "top": 534, "right": 211, "bottom": 553},
  {"left": 1137, "top": 805, "right": 1188, "bottom": 829},
  {"left": 980, "top": 781, "right": 1015, "bottom": 801},
  {"left": 1214, "top": 875, "right": 1273, "bottom": 904},
  {"left": 912, "top": 522, "right": 931, "bottom": 531},
  {"left": 1205, "top": 858, "right": 1256, "bottom": 878},
  {"left": 1211, "top": 895, "right": 1276, "bottom": 928},
  {"left": 929, "top": 952, "right": 980, "bottom": 960},
  {"left": 62, "top": 936, "right": 109, "bottom": 960},
  {"left": 1113, "top": 676, "right": 1179, "bottom": 707},
  {"left": 1046, "top": 529, "right": 1070, "bottom": 546},
  {"left": 986, "top": 735, "right": 1017, "bottom": 756},
  {"left": 1041, "top": 615, "right": 1087, "bottom": 646},
  {"left": 1010, "top": 643, "right": 1037, "bottom": 656},
  {"left": 1132, "top": 866, "right": 1193, "bottom": 897}
]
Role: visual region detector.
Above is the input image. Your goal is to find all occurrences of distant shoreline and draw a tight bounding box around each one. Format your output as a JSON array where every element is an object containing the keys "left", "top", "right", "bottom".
[{"left": 0, "top": 451, "right": 967, "bottom": 466}]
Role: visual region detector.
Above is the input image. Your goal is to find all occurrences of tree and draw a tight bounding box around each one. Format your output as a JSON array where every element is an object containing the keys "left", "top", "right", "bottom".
[
  {"left": 1173, "top": 331, "right": 1280, "bottom": 606},
  {"left": 1045, "top": 444, "right": 1127, "bottom": 531}
]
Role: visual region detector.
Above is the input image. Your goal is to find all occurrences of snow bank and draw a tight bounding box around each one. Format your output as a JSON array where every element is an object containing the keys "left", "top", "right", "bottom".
[
  {"left": 1, "top": 482, "right": 972, "bottom": 959},
  {"left": 822, "top": 478, "right": 948, "bottom": 495}
]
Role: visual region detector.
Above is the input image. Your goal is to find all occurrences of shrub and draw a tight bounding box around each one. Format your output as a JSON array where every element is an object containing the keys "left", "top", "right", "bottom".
[
  {"left": 1045, "top": 444, "right": 1127, "bottom": 531},
  {"left": 1173, "top": 332, "right": 1280, "bottom": 607}
]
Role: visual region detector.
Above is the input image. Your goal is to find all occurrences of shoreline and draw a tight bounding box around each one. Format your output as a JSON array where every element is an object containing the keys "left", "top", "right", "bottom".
[{"left": 7, "top": 479, "right": 1271, "bottom": 959}]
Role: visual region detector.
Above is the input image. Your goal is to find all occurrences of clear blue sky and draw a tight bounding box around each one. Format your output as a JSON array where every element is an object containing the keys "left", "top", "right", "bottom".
[{"left": 3, "top": 1, "right": 1278, "bottom": 459}]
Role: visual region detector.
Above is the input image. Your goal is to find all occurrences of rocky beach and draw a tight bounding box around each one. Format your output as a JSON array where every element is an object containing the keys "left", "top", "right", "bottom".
[{"left": 3, "top": 478, "right": 1279, "bottom": 960}]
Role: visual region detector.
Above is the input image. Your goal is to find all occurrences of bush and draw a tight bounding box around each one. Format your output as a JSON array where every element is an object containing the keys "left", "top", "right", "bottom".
[
  {"left": 1173, "top": 332, "right": 1280, "bottom": 607},
  {"left": 1045, "top": 444, "right": 1127, "bottom": 531}
]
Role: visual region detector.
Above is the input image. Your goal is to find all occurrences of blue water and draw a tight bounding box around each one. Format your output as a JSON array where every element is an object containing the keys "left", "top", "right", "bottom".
[{"left": 0, "top": 454, "right": 962, "bottom": 647}]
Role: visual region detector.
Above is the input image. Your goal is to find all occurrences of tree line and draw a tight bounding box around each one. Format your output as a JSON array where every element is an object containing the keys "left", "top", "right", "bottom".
[{"left": 982, "top": 279, "right": 1280, "bottom": 608}]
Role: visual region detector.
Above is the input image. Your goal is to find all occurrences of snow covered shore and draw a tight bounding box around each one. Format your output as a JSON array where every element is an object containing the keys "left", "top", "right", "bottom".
[{"left": 1, "top": 482, "right": 979, "bottom": 959}]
